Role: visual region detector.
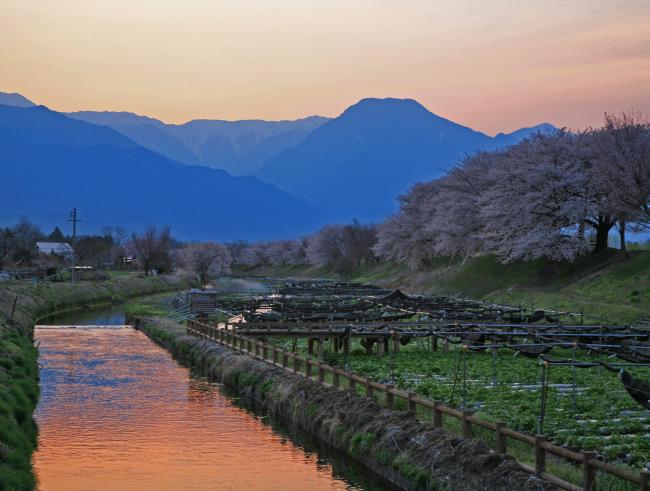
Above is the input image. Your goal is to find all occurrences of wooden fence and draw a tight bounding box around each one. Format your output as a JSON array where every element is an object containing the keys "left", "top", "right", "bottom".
[{"left": 187, "top": 319, "right": 650, "bottom": 491}]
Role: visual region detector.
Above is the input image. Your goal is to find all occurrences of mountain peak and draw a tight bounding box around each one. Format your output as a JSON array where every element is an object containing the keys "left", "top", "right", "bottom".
[
  {"left": 0, "top": 91, "right": 36, "bottom": 108},
  {"left": 342, "top": 97, "right": 431, "bottom": 117},
  {"left": 494, "top": 122, "right": 556, "bottom": 142}
]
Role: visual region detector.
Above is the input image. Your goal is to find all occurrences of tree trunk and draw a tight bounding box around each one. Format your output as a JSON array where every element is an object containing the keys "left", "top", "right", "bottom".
[
  {"left": 619, "top": 220, "right": 628, "bottom": 257},
  {"left": 593, "top": 215, "right": 615, "bottom": 253}
]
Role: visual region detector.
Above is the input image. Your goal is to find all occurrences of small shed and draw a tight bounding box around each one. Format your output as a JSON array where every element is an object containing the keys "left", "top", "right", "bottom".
[{"left": 185, "top": 289, "right": 219, "bottom": 315}]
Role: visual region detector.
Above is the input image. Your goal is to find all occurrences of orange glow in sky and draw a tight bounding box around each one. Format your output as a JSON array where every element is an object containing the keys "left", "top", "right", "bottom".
[{"left": 2, "top": 0, "right": 649, "bottom": 134}]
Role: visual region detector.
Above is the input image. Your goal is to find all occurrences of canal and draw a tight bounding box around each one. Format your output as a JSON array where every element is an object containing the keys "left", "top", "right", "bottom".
[{"left": 33, "top": 306, "right": 388, "bottom": 490}]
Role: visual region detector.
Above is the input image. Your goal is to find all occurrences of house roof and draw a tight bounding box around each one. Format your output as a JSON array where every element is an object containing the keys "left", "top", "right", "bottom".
[{"left": 36, "top": 242, "right": 74, "bottom": 254}]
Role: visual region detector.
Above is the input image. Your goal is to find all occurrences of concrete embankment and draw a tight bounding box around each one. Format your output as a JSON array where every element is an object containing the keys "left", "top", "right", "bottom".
[
  {"left": 0, "top": 274, "right": 190, "bottom": 491},
  {"left": 134, "top": 316, "right": 555, "bottom": 491}
]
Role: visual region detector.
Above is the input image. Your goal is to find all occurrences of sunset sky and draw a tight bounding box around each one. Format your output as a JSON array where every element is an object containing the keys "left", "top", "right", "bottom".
[{"left": 2, "top": 0, "right": 649, "bottom": 134}]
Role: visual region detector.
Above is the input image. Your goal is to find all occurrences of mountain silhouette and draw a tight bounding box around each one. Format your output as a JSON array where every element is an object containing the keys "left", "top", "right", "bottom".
[
  {"left": 0, "top": 104, "right": 324, "bottom": 240},
  {"left": 1, "top": 92, "right": 555, "bottom": 230},
  {"left": 254, "top": 98, "right": 554, "bottom": 220},
  {"left": 66, "top": 110, "right": 329, "bottom": 175},
  {"left": 0, "top": 91, "right": 35, "bottom": 108}
]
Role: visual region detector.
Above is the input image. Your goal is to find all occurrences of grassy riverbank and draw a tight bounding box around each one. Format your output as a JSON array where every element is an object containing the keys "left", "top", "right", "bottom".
[
  {"left": 235, "top": 249, "right": 650, "bottom": 324},
  {"left": 0, "top": 274, "right": 190, "bottom": 491}
]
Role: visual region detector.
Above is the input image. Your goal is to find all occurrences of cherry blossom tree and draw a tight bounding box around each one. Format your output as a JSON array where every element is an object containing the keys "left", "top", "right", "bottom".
[
  {"left": 428, "top": 151, "right": 498, "bottom": 257},
  {"left": 307, "top": 222, "right": 377, "bottom": 273},
  {"left": 591, "top": 112, "right": 650, "bottom": 255},
  {"left": 306, "top": 225, "right": 345, "bottom": 268},
  {"left": 177, "top": 242, "right": 231, "bottom": 285},
  {"left": 374, "top": 181, "right": 441, "bottom": 269},
  {"left": 477, "top": 131, "right": 595, "bottom": 262}
]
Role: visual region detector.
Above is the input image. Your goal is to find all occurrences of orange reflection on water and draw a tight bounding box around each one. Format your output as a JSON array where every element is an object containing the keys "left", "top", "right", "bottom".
[{"left": 33, "top": 328, "right": 363, "bottom": 491}]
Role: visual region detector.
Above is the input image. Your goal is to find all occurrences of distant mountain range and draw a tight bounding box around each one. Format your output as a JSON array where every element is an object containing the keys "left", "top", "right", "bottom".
[
  {"left": 0, "top": 103, "right": 323, "bottom": 240},
  {"left": 0, "top": 91, "right": 554, "bottom": 238},
  {"left": 67, "top": 110, "right": 329, "bottom": 176}
]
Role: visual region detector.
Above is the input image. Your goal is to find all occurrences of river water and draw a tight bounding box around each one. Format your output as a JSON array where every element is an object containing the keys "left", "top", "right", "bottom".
[{"left": 33, "top": 307, "right": 386, "bottom": 491}]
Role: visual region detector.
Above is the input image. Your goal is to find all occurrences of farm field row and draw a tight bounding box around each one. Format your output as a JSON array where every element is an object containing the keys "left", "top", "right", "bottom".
[{"left": 270, "top": 337, "right": 650, "bottom": 468}]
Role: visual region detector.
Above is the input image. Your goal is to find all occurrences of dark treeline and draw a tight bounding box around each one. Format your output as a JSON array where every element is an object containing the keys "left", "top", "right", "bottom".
[
  {"left": 0, "top": 218, "right": 232, "bottom": 284},
  {"left": 0, "top": 218, "right": 131, "bottom": 272},
  {"left": 0, "top": 220, "right": 178, "bottom": 277}
]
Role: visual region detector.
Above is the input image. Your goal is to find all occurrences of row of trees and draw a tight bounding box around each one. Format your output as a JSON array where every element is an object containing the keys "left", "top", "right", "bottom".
[
  {"left": 0, "top": 219, "right": 137, "bottom": 271},
  {"left": 375, "top": 113, "right": 650, "bottom": 266},
  {"left": 0, "top": 219, "right": 231, "bottom": 283},
  {"left": 230, "top": 221, "right": 378, "bottom": 274},
  {"left": 106, "top": 221, "right": 376, "bottom": 281}
]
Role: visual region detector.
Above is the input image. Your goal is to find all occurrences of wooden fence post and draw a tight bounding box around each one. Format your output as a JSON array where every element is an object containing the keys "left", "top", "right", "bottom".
[
  {"left": 306, "top": 358, "right": 312, "bottom": 378},
  {"left": 348, "top": 375, "right": 356, "bottom": 392},
  {"left": 385, "top": 384, "right": 394, "bottom": 409},
  {"left": 377, "top": 339, "right": 385, "bottom": 357},
  {"left": 365, "top": 378, "right": 373, "bottom": 398},
  {"left": 535, "top": 435, "right": 547, "bottom": 475},
  {"left": 495, "top": 422, "right": 507, "bottom": 455},
  {"left": 333, "top": 369, "right": 340, "bottom": 389},
  {"left": 392, "top": 335, "right": 401, "bottom": 354},
  {"left": 308, "top": 338, "right": 314, "bottom": 356},
  {"left": 408, "top": 392, "right": 417, "bottom": 413},
  {"left": 273, "top": 347, "right": 278, "bottom": 365},
  {"left": 582, "top": 451, "right": 597, "bottom": 491},
  {"left": 282, "top": 351, "right": 288, "bottom": 369},
  {"left": 433, "top": 401, "right": 443, "bottom": 428},
  {"left": 293, "top": 355, "right": 298, "bottom": 373},
  {"left": 462, "top": 410, "right": 473, "bottom": 438},
  {"left": 318, "top": 362, "right": 325, "bottom": 384},
  {"left": 639, "top": 469, "right": 650, "bottom": 490}
]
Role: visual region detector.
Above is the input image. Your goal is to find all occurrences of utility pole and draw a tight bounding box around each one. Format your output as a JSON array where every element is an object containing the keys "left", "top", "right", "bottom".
[{"left": 67, "top": 208, "right": 80, "bottom": 282}]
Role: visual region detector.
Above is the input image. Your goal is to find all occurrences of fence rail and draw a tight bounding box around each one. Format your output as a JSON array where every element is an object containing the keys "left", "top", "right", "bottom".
[{"left": 187, "top": 319, "right": 650, "bottom": 491}]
